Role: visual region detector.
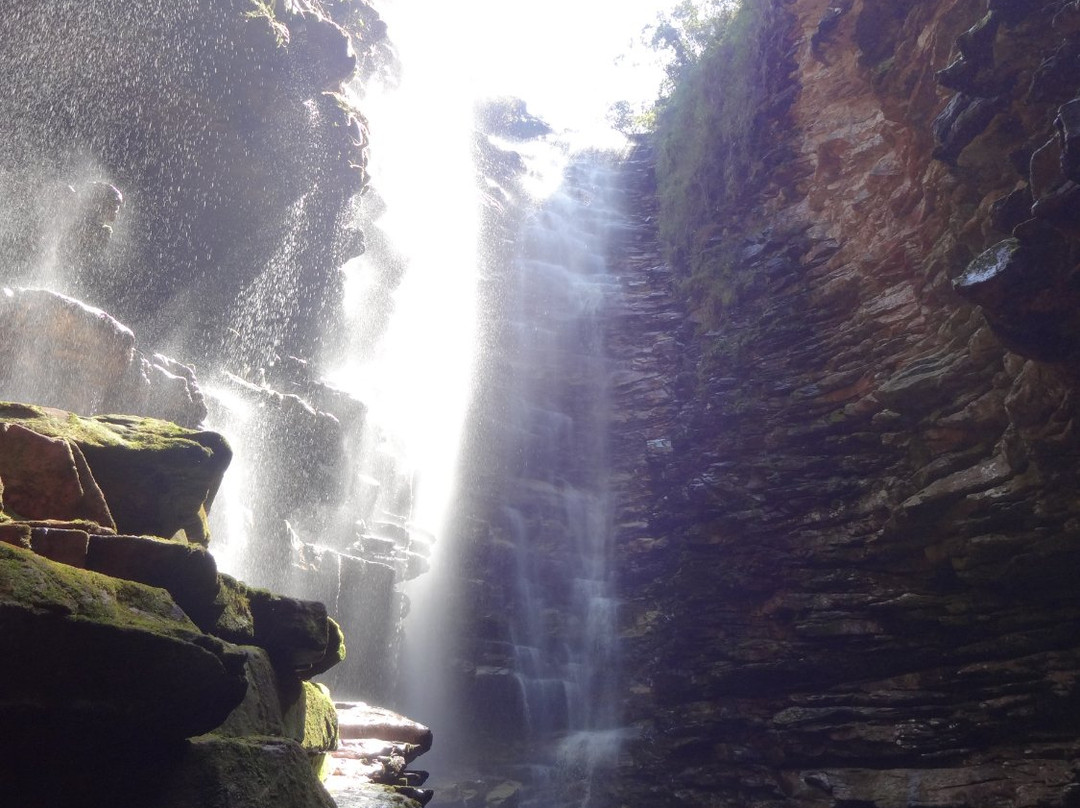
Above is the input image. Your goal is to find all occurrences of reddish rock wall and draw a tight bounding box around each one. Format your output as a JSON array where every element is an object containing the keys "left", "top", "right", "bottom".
[{"left": 611, "top": 1, "right": 1080, "bottom": 806}]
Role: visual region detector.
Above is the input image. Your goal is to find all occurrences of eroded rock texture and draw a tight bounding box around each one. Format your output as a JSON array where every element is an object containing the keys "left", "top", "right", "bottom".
[
  {"left": 0, "top": 409, "right": 356, "bottom": 807},
  {"left": 0, "top": 0, "right": 383, "bottom": 364},
  {"left": 610, "top": 1, "right": 1080, "bottom": 806}
]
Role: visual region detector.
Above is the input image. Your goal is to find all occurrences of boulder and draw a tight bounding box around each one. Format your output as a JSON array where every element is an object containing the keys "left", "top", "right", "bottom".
[
  {"left": 0, "top": 422, "right": 114, "bottom": 529},
  {"left": 0, "top": 287, "right": 134, "bottom": 415},
  {"left": 86, "top": 533, "right": 220, "bottom": 615},
  {"left": 249, "top": 587, "right": 332, "bottom": 672},
  {"left": 0, "top": 542, "right": 247, "bottom": 744},
  {"left": 0, "top": 404, "right": 230, "bottom": 544}
]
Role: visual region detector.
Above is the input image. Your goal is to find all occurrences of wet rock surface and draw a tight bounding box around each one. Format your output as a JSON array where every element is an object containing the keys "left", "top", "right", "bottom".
[
  {"left": 0, "top": 0, "right": 384, "bottom": 361},
  {"left": 326, "top": 701, "right": 433, "bottom": 808},
  {"left": 607, "top": 1, "right": 1080, "bottom": 806},
  {"left": 0, "top": 406, "right": 363, "bottom": 805}
]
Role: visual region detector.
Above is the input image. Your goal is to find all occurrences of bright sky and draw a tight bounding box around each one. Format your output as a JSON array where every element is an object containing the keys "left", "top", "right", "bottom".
[{"left": 375, "top": 0, "right": 674, "bottom": 133}]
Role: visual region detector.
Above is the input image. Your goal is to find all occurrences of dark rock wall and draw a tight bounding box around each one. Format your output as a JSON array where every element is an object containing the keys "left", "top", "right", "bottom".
[
  {"left": 611, "top": 1, "right": 1080, "bottom": 806},
  {"left": 0, "top": 0, "right": 380, "bottom": 364}
]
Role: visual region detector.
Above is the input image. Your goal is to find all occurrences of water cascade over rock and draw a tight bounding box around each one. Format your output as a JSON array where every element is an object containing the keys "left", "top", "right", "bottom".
[
  {"left": 13, "top": 0, "right": 1080, "bottom": 806},
  {"left": 405, "top": 146, "right": 629, "bottom": 808},
  {"left": 0, "top": 0, "right": 442, "bottom": 805}
]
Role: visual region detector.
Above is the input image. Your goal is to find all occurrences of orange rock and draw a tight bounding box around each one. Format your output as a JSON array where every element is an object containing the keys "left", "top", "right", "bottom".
[{"left": 0, "top": 423, "right": 115, "bottom": 530}]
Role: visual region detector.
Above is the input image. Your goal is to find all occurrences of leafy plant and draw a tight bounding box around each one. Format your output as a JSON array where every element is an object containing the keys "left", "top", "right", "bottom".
[
  {"left": 650, "top": 0, "right": 786, "bottom": 327},
  {"left": 245, "top": 0, "right": 290, "bottom": 47}
]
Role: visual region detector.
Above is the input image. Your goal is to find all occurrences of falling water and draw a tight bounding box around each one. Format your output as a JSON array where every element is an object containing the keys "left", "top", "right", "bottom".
[
  {"left": 501, "top": 154, "right": 624, "bottom": 808},
  {"left": 401, "top": 140, "right": 628, "bottom": 807},
  {"left": 205, "top": 0, "right": 481, "bottom": 705}
]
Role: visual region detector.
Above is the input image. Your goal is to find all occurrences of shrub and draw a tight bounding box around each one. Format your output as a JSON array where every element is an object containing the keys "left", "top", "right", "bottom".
[{"left": 652, "top": 0, "right": 788, "bottom": 326}]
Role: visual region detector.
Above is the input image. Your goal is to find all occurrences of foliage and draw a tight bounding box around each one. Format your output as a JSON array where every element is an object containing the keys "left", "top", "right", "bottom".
[
  {"left": 606, "top": 100, "right": 655, "bottom": 136},
  {"left": 245, "top": 0, "right": 290, "bottom": 47},
  {"left": 650, "top": 0, "right": 779, "bottom": 327},
  {"left": 644, "top": 0, "right": 740, "bottom": 89}
]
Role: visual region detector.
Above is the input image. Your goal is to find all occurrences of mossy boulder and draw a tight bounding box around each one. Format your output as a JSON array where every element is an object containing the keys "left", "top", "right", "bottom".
[
  {"left": 86, "top": 532, "right": 219, "bottom": 615},
  {"left": 185, "top": 575, "right": 346, "bottom": 680},
  {"left": 0, "top": 542, "right": 247, "bottom": 744},
  {"left": 282, "top": 680, "right": 340, "bottom": 754},
  {"left": 0, "top": 403, "right": 230, "bottom": 543},
  {"left": 154, "top": 736, "right": 336, "bottom": 808}
]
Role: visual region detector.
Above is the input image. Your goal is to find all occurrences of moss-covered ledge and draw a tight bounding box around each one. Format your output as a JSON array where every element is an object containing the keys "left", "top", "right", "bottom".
[
  {"left": 0, "top": 542, "right": 248, "bottom": 744},
  {"left": 0, "top": 403, "right": 231, "bottom": 543}
]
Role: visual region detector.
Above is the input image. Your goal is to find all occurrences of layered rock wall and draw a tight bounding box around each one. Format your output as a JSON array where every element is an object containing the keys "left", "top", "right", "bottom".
[{"left": 611, "top": 1, "right": 1080, "bottom": 806}]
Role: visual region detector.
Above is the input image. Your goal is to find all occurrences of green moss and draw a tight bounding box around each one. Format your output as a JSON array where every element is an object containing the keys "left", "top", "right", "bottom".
[
  {"left": 0, "top": 404, "right": 231, "bottom": 543},
  {"left": 280, "top": 679, "right": 338, "bottom": 753},
  {"left": 1, "top": 404, "right": 215, "bottom": 456},
  {"left": 205, "top": 573, "right": 257, "bottom": 643},
  {"left": 651, "top": 0, "right": 789, "bottom": 325},
  {"left": 156, "top": 736, "right": 336, "bottom": 808},
  {"left": 303, "top": 682, "right": 339, "bottom": 752},
  {"left": 0, "top": 542, "right": 197, "bottom": 635}
]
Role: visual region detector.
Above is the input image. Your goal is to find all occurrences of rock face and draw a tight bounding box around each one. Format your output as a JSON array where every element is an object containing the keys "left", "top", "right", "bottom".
[
  {"left": 0, "top": 541, "right": 247, "bottom": 743},
  {"left": 0, "top": 0, "right": 384, "bottom": 364},
  {"left": 0, "top": 287, "right": 207, "bottom": 426},
  {"left": 0, "top": 408, "right": 356, "bottom": 806},
  {"left": 606, "top": 1, "right": 1080, "bottom": 806}
]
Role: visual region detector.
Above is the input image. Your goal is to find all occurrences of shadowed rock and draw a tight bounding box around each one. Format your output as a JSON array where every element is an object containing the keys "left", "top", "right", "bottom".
[
  {"left": 0, "top": 542, "right": 248, "bottom": 745},
  {"left": 0, "top": 404, "right": 231, "bottom": 544}
]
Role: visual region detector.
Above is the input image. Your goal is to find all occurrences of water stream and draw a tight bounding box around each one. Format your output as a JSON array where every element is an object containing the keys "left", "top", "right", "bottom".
[
  {"left": 500, "top": 156, "right": 623, "bottom": 807},
  {"left": 205, "top": 0, "right": 482, "bottom": 705},
  {"left": 397, "top": 146, "right": 626, "bottom": 808}
]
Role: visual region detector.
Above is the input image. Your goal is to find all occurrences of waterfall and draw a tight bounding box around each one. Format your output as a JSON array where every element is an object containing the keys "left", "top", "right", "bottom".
[
  {"left": 401, "top": 142, "right": 627, "bottom": 808},
  {"left": 0, "top": 0, "right": 640, "bottom": 803},
  {"left": 502, "top": 155, "right": 624, "bottom": 807},
  {"left": 205, "top": 0, "right": 482, "bottom": 705}
]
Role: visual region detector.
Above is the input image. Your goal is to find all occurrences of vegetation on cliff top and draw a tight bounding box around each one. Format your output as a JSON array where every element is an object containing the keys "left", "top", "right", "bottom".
[{"left": 650, "top": 0, "right": 787, "bottom": 326}]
